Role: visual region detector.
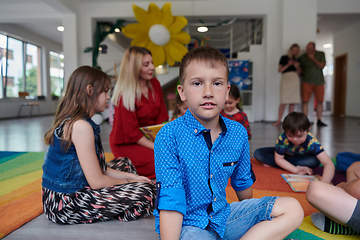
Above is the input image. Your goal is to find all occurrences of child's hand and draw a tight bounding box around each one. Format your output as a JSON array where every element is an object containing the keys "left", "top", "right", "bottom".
[
  {"left": 129, "top": 176, "right": 154, "bottom": 184},
  {"left": 296, "top": 165, "right": 313, "bottom": 175}
]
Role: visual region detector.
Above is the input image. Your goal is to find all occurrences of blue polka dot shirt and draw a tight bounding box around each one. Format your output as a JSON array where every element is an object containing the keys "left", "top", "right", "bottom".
[{"left": 154, "top": 110, "right": 253, "bottom": 238}]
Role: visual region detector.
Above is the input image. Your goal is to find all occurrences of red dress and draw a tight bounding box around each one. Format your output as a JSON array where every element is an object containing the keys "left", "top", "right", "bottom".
[
  {"left": 220, "top": 109, "right": 252, "bottom": 140},
  {"left": 109, "top": 78, "right": 168, "bottom": 179}
]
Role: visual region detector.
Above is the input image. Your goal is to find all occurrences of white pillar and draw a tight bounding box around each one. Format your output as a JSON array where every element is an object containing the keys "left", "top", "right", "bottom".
[
  {"left": 280, "top": 0, "right": 317, "bottom": 122},
  {"left": 62, "top": 14, "right": 78, "bottom": 86}
]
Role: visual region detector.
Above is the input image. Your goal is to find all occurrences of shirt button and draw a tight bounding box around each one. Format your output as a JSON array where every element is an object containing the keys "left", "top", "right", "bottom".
[
  {"left": 210, "top": 174, "right": 213, "bottom": 178},
  {"left": 211, "top": 150, "right": 213, "bottom": 153},
  {"left": 231, "top": 162, "right": 234, "bottom": 166},
  {"left": 194, "top": 129, "right": 198, "bottom": 133},
  {"left": 210, "top": 215, "right": 212, "bottom": 218},
  {"left": 214, "top": 198, "right": 217, "bottom": 202}
]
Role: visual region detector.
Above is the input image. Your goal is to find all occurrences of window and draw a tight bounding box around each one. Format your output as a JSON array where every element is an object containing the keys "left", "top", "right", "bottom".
[
  {"left": 25, "top": 43, "right": 41, "bottom": 97},
  {"left": 49, "top": 51, "right": 64, "bottom": 98},
  {"left": 0, "top": 34, "right": 7, "bottom": 99},
  {"left": 0, "top": 33, "right": 42, "bottom": 99}
]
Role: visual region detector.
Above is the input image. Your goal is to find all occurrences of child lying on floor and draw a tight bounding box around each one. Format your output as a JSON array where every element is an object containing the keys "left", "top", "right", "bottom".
[{"left": 254, "top": 112, "right": 335, "bottom": 183}]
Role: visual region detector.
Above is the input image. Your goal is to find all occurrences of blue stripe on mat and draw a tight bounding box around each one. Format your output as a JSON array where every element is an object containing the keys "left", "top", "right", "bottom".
[{"left": 0, "top": 151, "right": 26, "bottom": 164}]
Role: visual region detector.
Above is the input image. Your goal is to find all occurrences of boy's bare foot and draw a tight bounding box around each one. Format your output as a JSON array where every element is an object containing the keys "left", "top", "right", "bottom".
[{"left": 272, "top": 121, "right": 281, "bottom": 126}]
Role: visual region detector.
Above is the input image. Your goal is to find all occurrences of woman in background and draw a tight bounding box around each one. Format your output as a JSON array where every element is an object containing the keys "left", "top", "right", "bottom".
[
  {"left": 110, "top": 47, "right": 168, "bottom": 179},
  {"left": 273, "top": 43, "right": 301, "bottom": 126}
]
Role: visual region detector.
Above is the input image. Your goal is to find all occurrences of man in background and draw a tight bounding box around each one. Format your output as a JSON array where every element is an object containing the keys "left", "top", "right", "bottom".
[{"left": 299, "top": 42, "right": 327, "bottom": 126}]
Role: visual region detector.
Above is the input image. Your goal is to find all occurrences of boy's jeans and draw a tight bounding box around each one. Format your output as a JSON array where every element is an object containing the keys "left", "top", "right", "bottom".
[{"left": 180, "top": 196, "right": 278, "bottom": 240}]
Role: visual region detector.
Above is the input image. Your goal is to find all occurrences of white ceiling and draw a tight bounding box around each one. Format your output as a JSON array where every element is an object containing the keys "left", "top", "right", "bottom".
[{"left": 2, "top": 1, "right": 360, "bottom": 52}]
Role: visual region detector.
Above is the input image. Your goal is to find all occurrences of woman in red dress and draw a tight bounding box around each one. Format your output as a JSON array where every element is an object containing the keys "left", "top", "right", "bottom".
[{"left": 110, "top": 47, "right": 168, "bottom": 179}]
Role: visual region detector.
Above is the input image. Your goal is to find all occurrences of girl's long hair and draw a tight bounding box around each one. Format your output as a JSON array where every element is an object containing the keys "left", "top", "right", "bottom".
[
  {"left": 44, "top": 66, "right": 110, "bottom": 150},
  {"left": 112, "top": 46, "right": 154, "bottom": 111},
  {"left": 229, "top": 84, "right": 242, "bottom": 110}
]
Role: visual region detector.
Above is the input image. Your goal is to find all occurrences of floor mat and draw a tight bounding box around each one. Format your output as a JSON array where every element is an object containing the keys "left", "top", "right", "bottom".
[
  {"left": 0, "top": 151, "right": 115, "bottom": 238},
  {"left": 1, "top": 152, "right": 356, "bottom": 239}
]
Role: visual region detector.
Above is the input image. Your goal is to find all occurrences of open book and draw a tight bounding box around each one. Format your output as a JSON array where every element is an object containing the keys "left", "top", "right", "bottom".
[
  {"left": 140, "top": 123, "right": 167, "bottom": 142},
  {"left": 281, "top": 174, "right": 319, "bottom": 192}
]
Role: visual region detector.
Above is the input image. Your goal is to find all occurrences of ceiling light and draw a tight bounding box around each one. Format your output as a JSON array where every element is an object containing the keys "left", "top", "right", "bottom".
[
  {"left": 57, "top": 26, "right": 64, "bottom": 32},
  {"left": 323, "top": 43, "right": 332, "bottom": 48},
  {"left": 114, "top": 28, "right": 121, "bottom": 33},
  {"left": 59, "top": 54, "right": 64, "bottom": 59},
  {"left": 197, "top": 26, "right": 208, "bottom": 33}
]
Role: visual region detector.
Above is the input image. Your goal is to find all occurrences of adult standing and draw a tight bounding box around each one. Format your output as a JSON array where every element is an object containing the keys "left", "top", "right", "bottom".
[
  {"left": 273, "top": 44, "right": 301, "bottom": 126},
  {"left": 110, "top": 46, "right": 168, "bottom": 179},
  {"left": 299, "top": 42, "right": 327, "bottom": 126}
]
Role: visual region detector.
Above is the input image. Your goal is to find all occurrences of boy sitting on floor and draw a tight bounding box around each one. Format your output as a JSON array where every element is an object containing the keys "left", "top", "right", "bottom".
[
  {"left": 153, "top": 46, "right": 304, "bottom": 239},
  {"left": 254, "top": 112, "right": 335, "bottom": 183}
]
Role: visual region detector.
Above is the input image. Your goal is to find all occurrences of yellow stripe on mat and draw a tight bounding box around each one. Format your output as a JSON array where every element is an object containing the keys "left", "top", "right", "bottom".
[
  {"left": 299, "top": 216, "right": 359, "bottom": 240},
  {"left": 0, "top": 169, "right": 42, "bottom": 197},
  {"left": 0, "top": 178, "right": 42, "bottom": 206}
]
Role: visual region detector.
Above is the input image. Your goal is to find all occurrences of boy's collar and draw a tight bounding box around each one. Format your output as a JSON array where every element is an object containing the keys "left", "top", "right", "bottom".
[{"left": 184, "top": 109, "right": 227, "bottom": 135}]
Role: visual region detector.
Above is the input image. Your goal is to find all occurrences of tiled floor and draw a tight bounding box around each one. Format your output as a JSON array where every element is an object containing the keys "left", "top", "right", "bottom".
[
  {"left": 1, "top": 113, "right": 360, "bottom": 239},
  {"left": 1, "top": 114, "right": 359, "bottom": 158}
]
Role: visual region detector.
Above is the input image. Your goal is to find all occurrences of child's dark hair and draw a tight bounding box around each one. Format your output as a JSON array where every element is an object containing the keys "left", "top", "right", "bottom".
[
  {"left": 179, "top": 46, "right": 229, "bottom": 85},
  {"left": 282, "top": 112, "right": 311, "bottom": 135},
  {"left": 173, "top": 94, "right": 184, "bottom": 116},
  {"left": 229, "top": 84, "right": 241, "bottom": 110}
]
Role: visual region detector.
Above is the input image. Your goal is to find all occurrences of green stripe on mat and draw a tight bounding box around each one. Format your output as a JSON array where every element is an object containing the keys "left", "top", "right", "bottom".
[
  {"left": 0, "top": 169, "right": 43, "bottom": 196},
  {"left": 0, "top": 159, "right": 43, "bottom": 182},
  {"left": 0, "top": 152, "right": 44, "bottom": 174},
  {"left": 286, "top": 228, "right": 324, "bottom": 240}
]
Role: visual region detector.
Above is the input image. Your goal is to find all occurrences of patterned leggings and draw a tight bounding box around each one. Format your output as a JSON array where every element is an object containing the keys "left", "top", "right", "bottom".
[{"left": 42, "top": 157, "right": 156, "bottom": 224}]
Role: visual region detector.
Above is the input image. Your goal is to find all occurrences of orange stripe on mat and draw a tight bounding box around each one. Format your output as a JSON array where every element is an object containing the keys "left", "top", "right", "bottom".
[
  {"left": 0, "top": 191, "right": 42, "bottom": 237},
  {"left": 0, "top": 179, "right": 42, "bottom": 206}
]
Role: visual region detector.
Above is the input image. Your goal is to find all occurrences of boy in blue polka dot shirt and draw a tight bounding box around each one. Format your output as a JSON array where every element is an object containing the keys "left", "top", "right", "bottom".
[{"left": 154, "top": 46, "right": 304, "bottom": 240}]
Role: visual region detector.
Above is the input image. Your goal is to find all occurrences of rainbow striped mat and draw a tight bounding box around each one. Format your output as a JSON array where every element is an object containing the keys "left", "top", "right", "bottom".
[
  {"left": 0, "top": 151, "right": 43, "bottom": 238},
  {"left": 0, "top": 151, "right": 358, "bottom": 239}
]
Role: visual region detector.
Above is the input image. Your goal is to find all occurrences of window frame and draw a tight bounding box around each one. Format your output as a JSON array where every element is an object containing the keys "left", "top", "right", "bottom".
[{"left": 0, "top": 32, "right": 43, "bottom": 99}]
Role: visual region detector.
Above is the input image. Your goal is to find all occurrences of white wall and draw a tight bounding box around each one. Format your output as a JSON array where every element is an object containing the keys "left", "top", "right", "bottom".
[
  {"left": 59, "top": 0, "right": 360, "bottom": 121},
  {"left": 278, "top": 0, "right": 317, "bottom": 121},
  {"left": 333, "top": 22, "right": 360, "bottom": 117},
  {"left": 2, "top": 0, "right": 360, "bottom": 120},
  {"left": 0, "top": 23, "right": 62, "bottom": 119},
  {"left": 75, "top": 0, "right": 286, "bottom": 121},
  {"left": 318, "top": 0, "right": 360, "bottom": 14},
  {"left": 97, "top": 36, "right": 127, "bottom": 75},
  {"left": 237, "top": 45, "right": 265, "bottom": 122}
]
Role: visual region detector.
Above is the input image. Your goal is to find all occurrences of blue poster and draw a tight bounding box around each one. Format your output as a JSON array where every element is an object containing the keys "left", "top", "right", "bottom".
[{"left": 228, "top": 60, "right": 251, "bottom": 90}]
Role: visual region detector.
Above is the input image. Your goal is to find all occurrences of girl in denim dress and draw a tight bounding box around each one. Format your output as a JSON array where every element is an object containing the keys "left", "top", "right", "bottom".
[{"left": 42, "top": 66, "right": 155, "bottom": 224}]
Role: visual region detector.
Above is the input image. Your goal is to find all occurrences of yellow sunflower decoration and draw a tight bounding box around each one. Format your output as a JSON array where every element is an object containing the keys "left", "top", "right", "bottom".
[{"left": 122, "top": 3, "right": 191, "bottom": 67}]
